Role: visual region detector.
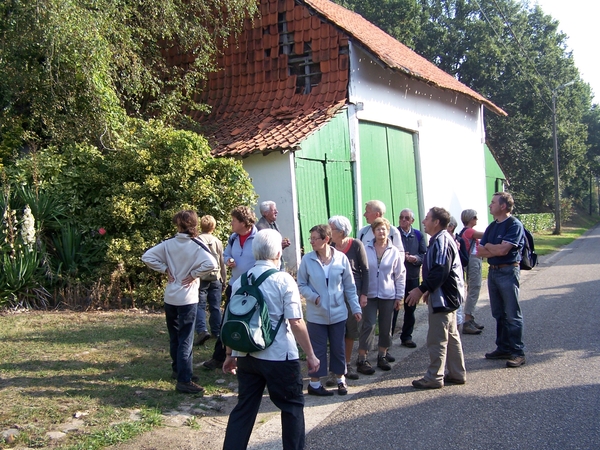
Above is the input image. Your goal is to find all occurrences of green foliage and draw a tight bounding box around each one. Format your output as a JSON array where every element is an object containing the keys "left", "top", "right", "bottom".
[
  {"left": 0, "top": 0, "right": 258, "bottom": 154},
  {"left": 515, "top": 213, "right": 554, "bottom": 232},
  {"left": 2, "top": 119, "right": 256, "bottom": 308}
]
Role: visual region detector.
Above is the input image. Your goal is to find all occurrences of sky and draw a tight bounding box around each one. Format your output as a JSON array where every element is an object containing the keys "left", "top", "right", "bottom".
[{"left": 531, "top": 0, "right": 598, "bottom": 102}]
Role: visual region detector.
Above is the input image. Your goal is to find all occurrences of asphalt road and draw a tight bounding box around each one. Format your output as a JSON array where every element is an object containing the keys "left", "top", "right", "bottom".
[
  {"left": 112, "top": 226, "right": 600, "bottom": 450},
  {"left": 301, "top": 225, "right": 600, "bottom": 450}
]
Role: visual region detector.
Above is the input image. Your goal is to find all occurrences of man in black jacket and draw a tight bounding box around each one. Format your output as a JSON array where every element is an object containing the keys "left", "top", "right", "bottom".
[{"left": 406, "top": 207, "right": 466, "bottom": 389}]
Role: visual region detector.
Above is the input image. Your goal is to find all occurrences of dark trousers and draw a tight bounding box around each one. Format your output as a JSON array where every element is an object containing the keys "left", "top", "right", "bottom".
[
  {"left": 212, "top": 285, "right": 232, "bottom": 362},
  {"left": 223, "top": 356, "right": 305, "bottom": 450},
  {"left": 392, "top": 278, "right": 420, "bottom": 341},
  {"left": 164, "top": 303, "right": 196, "bottom": 382}
]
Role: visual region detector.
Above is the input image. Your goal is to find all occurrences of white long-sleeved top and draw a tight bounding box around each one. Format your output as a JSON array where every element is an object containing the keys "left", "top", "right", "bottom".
[
  {"left": 365, "top": 239, "right": 406, "bottom": 300},
  {"left": 142, "top": 233, "right": 218, "bottom": 306}
]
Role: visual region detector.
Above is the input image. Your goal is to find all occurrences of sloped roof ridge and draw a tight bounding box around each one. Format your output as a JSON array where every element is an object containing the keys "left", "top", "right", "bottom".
[{"left": 302, "top": 0, "right": 507, "bottom": 116}]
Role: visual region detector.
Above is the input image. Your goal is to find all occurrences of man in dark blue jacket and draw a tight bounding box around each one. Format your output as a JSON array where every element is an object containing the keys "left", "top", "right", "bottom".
[{"left": 406, "top": 207, "right": 466, "bottom": 389}]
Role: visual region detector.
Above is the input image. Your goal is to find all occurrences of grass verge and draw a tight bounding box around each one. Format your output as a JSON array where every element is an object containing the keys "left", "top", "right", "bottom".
[{"left": 0, "top": 311, "right": 236, "bottom": 449}]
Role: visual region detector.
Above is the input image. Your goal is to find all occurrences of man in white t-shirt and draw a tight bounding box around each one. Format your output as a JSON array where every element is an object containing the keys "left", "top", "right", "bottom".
[
  {"left": 357, "top": 200, "right": 404, "bottom": 256},
  {"left": 222, "top": 229, "right": 319, "bottom": 450}
]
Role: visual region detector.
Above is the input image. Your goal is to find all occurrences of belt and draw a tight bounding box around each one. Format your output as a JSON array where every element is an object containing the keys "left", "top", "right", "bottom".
[{"left": 489, "top": 263, "right": 519, "bottom": 270}]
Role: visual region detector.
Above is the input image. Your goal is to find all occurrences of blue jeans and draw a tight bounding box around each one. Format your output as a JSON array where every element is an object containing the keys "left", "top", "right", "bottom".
[
  {"left": 306, "top": 320, "right": 346, "bottom": 378},
  {"left": 164, "top": 303, "right": 197, "bottom": 383},
  {"left": 487, "top": 265, "right": 524, "bottom": 356},
  {"left": 223, "top": 356, "right": 305, "bottom": 450},
  {"left": 195, "top": 280, "right": 222, "bottom": 337}
]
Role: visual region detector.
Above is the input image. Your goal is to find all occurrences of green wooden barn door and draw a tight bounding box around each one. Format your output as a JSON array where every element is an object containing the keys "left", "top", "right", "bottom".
[
  {"left": 295, "top": 111, "right": 356, "bottom": 252},
  {"left": 359, "top": 121, "right": 420, "bottom": 227},
  {"left": 387, "top": 127, "right": 419, "bottom": 223}
]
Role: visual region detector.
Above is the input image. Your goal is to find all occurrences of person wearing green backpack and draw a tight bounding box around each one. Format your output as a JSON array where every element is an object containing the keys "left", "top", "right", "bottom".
[{"left": 222, "top": 229, "right": 319, "bottom": 450}]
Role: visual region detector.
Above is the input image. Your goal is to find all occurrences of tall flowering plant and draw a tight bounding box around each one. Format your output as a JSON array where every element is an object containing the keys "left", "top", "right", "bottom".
[{"left": 0, "top": 201, "right": 49, "bottom": 308}]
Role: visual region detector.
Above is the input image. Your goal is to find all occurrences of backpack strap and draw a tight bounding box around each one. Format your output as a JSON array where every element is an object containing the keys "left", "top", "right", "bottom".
[
  {"left": 414, "top": 229, "right": 422, "bottom": 244},
  {"left": 248, "top": 268, "right": 283, "bottom": 335},
  {"left": 249, "top": 268, "right": 279, "bottom": 286},
  {"left": 191, "top": 237, "right": 211, "bottom": 253}
]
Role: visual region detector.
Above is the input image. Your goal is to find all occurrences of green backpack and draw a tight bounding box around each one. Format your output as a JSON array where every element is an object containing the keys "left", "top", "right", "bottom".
[{"left": 221, "top": 269, "right": 283, "bottom": 353}]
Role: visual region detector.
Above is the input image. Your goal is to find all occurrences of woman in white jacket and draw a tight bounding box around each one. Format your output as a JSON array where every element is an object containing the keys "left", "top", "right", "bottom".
[
  {"left": 297, "top": 224, "right": 362, "bottom": 396},
  {"left": 357, "top": 218, "right": 406, "bottom": 375},
  {"left": 142, "top": 210, "right": 217, "bottom": 394}
]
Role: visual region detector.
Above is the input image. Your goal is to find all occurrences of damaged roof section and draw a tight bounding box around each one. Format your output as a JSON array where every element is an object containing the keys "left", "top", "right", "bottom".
[{"left": 181, "top": 0, "right": 505, "bottom": 157}]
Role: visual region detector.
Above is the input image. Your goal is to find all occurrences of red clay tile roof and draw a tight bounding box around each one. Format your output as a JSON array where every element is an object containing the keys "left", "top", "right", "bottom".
[
  {"left": 304, "top": 0, "right": 506, "bottom": 117},
  {"left": 191, "top": 0, "right": 505, "bottom": 158}
]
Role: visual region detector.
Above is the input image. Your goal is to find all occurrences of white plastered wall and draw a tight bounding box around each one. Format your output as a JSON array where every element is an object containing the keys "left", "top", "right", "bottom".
[
  {"left": 349, "top": 44, "right": 491, "bottom": 229},
  {"left": 242, "top": 151, "right": 301, "bottom": 271}
]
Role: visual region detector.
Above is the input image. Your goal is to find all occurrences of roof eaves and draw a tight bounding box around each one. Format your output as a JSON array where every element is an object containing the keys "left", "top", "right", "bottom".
[{"left": 302, "top": 0, "right": 507, "bottom": 117}]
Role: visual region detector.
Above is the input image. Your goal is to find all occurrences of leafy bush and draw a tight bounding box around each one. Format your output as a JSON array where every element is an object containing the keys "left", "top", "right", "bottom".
[
  {"left": 2, "top": 119, "right": 256, "bottom": 308},
  {"left": 516, "top": 213, "right": 555, "bottom": 232}
]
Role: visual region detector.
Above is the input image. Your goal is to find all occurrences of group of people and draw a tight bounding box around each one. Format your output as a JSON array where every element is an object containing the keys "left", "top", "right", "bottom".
[{"left": 142, "top": 192, "right": 527, "bottom": 449}]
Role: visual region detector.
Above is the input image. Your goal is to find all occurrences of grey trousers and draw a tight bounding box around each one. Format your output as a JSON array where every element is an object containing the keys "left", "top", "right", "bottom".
[
  {"left": 359, "top": 298, "right": 395, "bottom": 352},
  {"left": 464, "top": 256, "right": 483, "bottom": 317}
]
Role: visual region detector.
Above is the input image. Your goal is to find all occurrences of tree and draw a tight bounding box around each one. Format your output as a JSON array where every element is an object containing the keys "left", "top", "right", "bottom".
[
  {"left": 336, "top": 0, "right": 594, "bottom": 214},
  {"left": 0, "top": 0, "right": 258, "bottom": 157}
]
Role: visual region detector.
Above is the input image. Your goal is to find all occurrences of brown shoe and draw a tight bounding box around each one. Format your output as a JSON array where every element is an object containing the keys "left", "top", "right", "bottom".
[
  {"left": 356, "top": 360, "right": 375, "bottom": 375},
  {"left": 176, "top": 381, "right": 205, "bottom": 394},
  {"left": 506, "top": 355, "right": 526, "bottom": 368},
  {"left": 463, "top": 321, "right": 482, "bottom": 335},
  {"left": 346, "top": 364, "right": 360, "bottom": 380},
  {"left": 443, "top": 375, "right": 466, "bottom": 385},
  {"left": 325, "top": 372, "right": 337, "bottom": 387},
  {"left": 194, "top": 331, "right": 211, "bottom": 346},
  {"left": 412, "top": 378, "right": 443, "bottom": 389}
]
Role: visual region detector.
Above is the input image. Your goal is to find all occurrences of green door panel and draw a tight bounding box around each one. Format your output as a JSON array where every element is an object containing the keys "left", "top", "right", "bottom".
[
  {"left": 295, "top": 158, "right": 328, "bottom": 252},
  {"left": 359, "top": 122, "right": 393, "bottom": 225},
  {"left": 359, "top": 121, "right": 420, "bottom": 227},
  {"left": 387, "top": 127, "right": 419, "bottom": 223}
]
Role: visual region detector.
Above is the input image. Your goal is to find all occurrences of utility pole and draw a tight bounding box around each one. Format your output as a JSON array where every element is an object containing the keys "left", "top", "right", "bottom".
[{"left": 552, "top": 80, "right": 576, "bottom": 235}]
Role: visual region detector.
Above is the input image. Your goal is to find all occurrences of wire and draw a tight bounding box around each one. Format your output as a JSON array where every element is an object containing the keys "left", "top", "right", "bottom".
[{"left": 471, "top": 0, "right": 553, "bottom": 112}]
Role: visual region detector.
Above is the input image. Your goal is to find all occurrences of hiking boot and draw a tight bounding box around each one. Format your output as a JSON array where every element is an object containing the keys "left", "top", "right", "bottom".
[
  {"left": 485, "top": 350, "right": 512, "bottom": 360},
  {"left": 412, "top": 378, "right": 443, "bottom": 389},
  {"left": 463, "top": 321, "right": 483, "bottom": 335},
  {"left": 356, "top": 360, "right": 375, "bottom": 375},
  {"left": 377, "top": 355, "right": 391, "bottom": 371},
  {"left": 307, "top": 384, "right": 334, "bottom": 396},
  {"left": 506, "top": 355, "right": 526, "bottom": 368},
  {"left": 385, "top": 352, "right": 396, "bottom": 362},
  {"left": 194, "top": 331, "right": 211, "bottom": 346},
  {"left": 176, "top": 381, "right": 205, "bottom": 394},
  {"left": 470, "top": 317, "right": 484, "bottom": 330},
  {"left": 202, "top": 358, "right": 223, "bottom": 370},
  {"left": 171, "top": 372, "right": 199, "bottom": 382},
  {"left": 325, "top": 372, "right": 337, "bottom": 387},
  {"left": 346, "top": 364, "right": 359, "bottom": 380},
  {"left": 443, "top": 375, "right": 466, "bottom": 385},
  {"left": 401, "top": 340, "right": 417, "bottom": 348},
  {"left": 337, "top": 381, "right": 348, "bottom": 396}
]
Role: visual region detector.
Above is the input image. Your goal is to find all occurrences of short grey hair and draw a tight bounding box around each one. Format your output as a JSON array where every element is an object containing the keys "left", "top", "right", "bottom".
[
  {"left": 461, "top": 209, "right": 477, "bottom": 226},
  {"left": 448, "top": 216, "right": 458, "bottom": 232},
  {"left": 400, "top": 208, "right": 414, "bottom": 220},
  {"left": 252, "top": 229, "right": 282, "bottom": 261},
  {"left": 259, "top": 201, "right": 276, "bottom": 214},
  {"left": 328, "top": 215, "right": 352, "bottom": 237},
  {"left": 366, "top": 200, "right": 386, "bottom": 215}
]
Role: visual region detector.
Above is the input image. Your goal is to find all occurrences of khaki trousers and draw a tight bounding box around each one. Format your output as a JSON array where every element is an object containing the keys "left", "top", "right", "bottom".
[{"left": 425, "top": 301, "right": 466, "bottom": 382}]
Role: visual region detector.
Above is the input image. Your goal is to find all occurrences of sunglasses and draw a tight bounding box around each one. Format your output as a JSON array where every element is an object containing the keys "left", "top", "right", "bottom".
[{"left": 400, "top": 215, "right": 412, "bottom": 220}]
